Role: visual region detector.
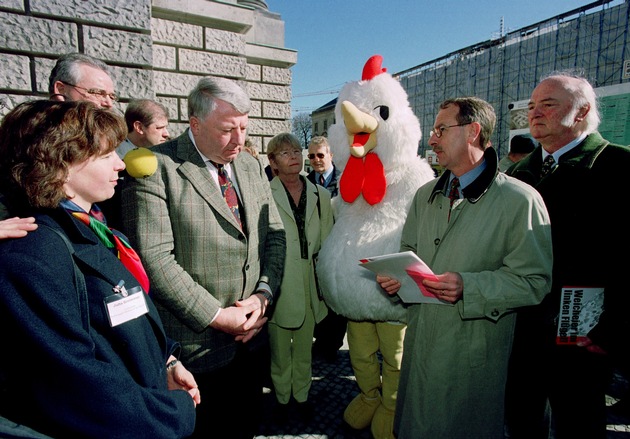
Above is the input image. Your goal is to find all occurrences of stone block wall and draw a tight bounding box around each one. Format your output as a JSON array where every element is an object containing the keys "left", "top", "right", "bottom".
[{"left": 0, "top": 0, "right": 296, "bottom": 153}]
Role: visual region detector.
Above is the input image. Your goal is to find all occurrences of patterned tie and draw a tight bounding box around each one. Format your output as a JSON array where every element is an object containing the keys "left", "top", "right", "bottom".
[
  {"left": 319, "top": 174, "right": 325, "bottom": 186},
  {"left": 215, "top": 163, "right": 242, "bottom": 228},
  {"left": 448, "top": 177, "right": 460, "bottom": 221},
  {"left": 540, "top": 154, "right": 556, "bottom": 178}
]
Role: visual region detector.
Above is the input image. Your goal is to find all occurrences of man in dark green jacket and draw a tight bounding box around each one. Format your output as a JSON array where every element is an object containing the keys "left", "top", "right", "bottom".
[{"left": 506, "top": 72, "right": 630, "bottom": 439}]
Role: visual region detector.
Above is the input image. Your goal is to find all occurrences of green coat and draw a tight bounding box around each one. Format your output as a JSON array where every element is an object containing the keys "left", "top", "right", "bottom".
[
  {"left": 395, "top": 148, "right": 553, "bottom": 439},
  {"left": 508, "top": 133, "right": 630, "bottom": 355},
  {"left": 269, "top": 177, "right": 333, "bottom": 327},
  {"left": 505, "top": 133, "right": 630, "bottom": 436}
]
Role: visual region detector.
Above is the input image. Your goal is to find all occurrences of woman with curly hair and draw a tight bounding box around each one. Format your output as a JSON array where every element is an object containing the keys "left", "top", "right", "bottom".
[{"left": 0, "top": 100, "right": 198, "bottom": 439}]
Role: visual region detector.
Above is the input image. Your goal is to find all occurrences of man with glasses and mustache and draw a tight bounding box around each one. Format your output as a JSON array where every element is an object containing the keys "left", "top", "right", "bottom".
[
  {"left": 306, "top": 136, "right": 346, "bottom": 363},
  {"left": 376, "top": 96, "right": 552, "bottom": 438}
]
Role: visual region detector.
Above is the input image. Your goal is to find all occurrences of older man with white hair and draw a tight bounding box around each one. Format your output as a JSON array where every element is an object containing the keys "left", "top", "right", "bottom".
[{"left": 506, "top": 72, "right": 630, "bottom": 439}]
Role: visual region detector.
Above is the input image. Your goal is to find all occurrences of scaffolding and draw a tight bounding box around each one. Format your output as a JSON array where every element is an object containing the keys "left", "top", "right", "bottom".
[{"left": 396, "top": 0, "right": 630, "bottom": 159}]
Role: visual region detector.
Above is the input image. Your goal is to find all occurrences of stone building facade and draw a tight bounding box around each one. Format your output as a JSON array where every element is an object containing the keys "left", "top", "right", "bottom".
[{"left": 0, "top": 0, "right": 296, "bottom": 154}]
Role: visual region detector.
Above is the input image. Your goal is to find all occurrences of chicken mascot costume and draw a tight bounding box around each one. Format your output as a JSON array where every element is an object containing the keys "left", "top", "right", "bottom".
[{"left": 317, "top": 55, "right": 435, "bottom": 439}]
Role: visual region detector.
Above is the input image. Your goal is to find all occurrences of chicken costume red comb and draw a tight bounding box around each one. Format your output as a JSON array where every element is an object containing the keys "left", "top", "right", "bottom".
[{"left": 339, "top": 55, "right": 388, "bottom": 205}]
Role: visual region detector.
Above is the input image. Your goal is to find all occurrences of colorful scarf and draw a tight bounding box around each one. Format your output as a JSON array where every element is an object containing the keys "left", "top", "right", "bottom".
[{"left": 65, "top": 203, "right": 150, "bottom": 294}]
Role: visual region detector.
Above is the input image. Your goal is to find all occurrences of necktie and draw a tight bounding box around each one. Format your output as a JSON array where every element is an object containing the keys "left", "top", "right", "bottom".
[
  {"left": 215, "top": 163, "right": 242, "bottom": 228},
  {"left": 540, "top": 155, "right": 556, "bottom": 178},
  {"left": 319, "top": 174, "right": 325, "bottom": 186},
  {"left": 70, "top": 210, "right": 150, "bottom": 294},
  {"left": 448, "top": 177, "right": 460, "bottom": 221}
]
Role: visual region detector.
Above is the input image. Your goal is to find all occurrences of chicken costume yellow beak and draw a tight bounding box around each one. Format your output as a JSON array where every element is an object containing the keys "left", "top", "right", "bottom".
[
  {"left": 339, "top": 55, "right": 388, "bottom": 206},
  {"left": 342, "top": 101, "right": 378, "bottom": 158}
]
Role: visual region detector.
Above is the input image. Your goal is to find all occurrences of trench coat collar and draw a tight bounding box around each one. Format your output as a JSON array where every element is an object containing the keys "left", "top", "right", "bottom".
[{"left": 429, "top": 147, "right": 499, "bottom": 204}]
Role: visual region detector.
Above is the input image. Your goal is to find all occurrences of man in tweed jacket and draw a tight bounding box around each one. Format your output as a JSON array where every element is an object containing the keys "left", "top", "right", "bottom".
[{"left": 122, "top": 77, "right": 286, "bottom": 439}]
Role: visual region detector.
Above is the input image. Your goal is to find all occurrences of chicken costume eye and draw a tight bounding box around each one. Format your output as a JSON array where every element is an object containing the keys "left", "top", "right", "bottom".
[{"left": 374, "top": 105, "right": 389, "bottom": 121}]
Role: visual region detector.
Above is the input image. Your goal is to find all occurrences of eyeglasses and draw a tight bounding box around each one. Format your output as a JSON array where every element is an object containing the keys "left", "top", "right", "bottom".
[
  {"left": 60, "top": 81, "right": 118, "bottom": 102},
  {"left": 430, "top": 123, "right": 471, "bottom": 138},
  {"left": 277, "top": 150, "right": 302, "bottom": 158},
  {"left": 308, "top": 153, "right": 326, "bottom": 160}
]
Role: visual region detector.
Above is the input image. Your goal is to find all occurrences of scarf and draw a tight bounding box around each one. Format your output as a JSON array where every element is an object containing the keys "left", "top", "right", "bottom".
[{"left": 64, "top": 202, "right": 150, "bottom": 294}]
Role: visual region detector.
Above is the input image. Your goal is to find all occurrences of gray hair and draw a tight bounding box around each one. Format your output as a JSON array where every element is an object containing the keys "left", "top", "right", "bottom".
[
  {"left": 188, "top": 76, "right": 251, "bottom": 120},
  {"left": 48, "top": 53, "right": 111, "bottom": 94},
  {"left": 539, "top": 71, "right": 600, "bottom": 133}
]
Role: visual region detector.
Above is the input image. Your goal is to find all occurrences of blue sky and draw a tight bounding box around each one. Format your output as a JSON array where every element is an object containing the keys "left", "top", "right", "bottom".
[{"left": 269, "top": 0, "right": 623, "bottom": 115}]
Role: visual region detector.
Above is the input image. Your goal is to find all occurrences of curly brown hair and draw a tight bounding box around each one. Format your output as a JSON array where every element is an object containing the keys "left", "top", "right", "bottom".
[{"left": 0, "top": 100, "right": 126, "bottom": 210}]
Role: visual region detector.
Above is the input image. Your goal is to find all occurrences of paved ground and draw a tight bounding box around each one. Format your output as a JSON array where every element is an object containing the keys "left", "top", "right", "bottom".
[
  {"left": 255, "top": 339, "right": 630, "bottom": 439},
  {"left": 256, "top": 338, "right": 372, "bottom": 439}
]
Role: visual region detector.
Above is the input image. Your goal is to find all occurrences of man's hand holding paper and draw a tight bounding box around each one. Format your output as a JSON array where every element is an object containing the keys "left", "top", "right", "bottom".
[
  {"left": 420, "top": 271, "right": 464, "bottom": 304},
  {"left": 361, "top": 251, "right": 452, "bottom": 305}
]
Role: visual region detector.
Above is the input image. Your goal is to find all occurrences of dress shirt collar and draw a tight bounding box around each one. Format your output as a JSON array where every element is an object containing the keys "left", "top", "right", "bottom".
[
  {"left": 188, "top": 129, "right": 235, "bottom": 178},
  {"left": 542, "top": 132, "right": 588, "bottom": 163},
  {"left": 449, "top": 159, "right": 487, "bottom": 194}
]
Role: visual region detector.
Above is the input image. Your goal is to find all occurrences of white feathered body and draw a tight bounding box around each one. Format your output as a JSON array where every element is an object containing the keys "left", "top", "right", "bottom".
[{"left": 317, "top": 72, "right": 435, "bottom": 323}]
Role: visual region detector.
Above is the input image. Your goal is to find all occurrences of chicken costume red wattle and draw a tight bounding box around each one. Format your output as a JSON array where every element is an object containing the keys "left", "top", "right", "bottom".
[
  {"left": 317, "top": 55, "right": 435, "bottom": 438},
  {"left": 338, "top": 55, "right": 388, "bottom": 205}
]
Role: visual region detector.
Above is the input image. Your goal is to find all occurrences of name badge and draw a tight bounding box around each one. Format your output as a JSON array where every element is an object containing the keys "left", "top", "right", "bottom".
[{"left": 104, "top": 281, "right": 148, "bottom": 327}]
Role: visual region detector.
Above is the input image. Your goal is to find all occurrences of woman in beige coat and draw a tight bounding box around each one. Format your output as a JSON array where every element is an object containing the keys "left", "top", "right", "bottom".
[{"left": 267, "top": 133, "right": 333, "bottom": 421}]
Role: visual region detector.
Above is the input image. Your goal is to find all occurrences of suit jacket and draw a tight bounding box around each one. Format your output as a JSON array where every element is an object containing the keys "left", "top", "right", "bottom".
[
  {"left": 121, "top": 130, "right": 286, "bottom": 373},
  {"left": 0, "top": 208, "right": 195, "bottom": 439},
  {"left": 307, "top": 163, "right": 341, "bottom": 198},
  {"left": 269, "top": 177, "right": 333, "bottom": 327},
  {"left": 508, "top": 132, "right": 630, "bottom": 359}
]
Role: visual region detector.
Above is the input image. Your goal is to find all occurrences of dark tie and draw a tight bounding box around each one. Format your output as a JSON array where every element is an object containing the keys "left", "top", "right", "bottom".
[
  {"left": 215, "top": 163, "right": 242, "bottom": 228},
  {"left": 448, "top": 177, "right": 460, "bottom": 221},
  {"left": 540, "top": 155, "right": 556, "bottom": 178},
  {"left": 319, "top": 174, "right": 325, "bottom": 186}
]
